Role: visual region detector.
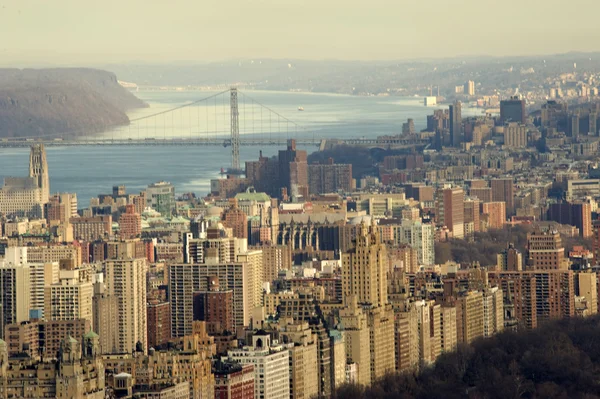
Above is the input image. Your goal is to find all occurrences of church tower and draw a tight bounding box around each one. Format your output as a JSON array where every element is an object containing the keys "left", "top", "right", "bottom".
[{"left": 29, "top": 143, "right": 49, "bottom": 204}]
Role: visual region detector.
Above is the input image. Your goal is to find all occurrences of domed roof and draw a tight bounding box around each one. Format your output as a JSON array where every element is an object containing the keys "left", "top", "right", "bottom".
[
  {"left": 349, "top": 215, "right": 372, "bottom": 225},
  {"left": 206, "top": 206, "right": 224, "bottom": 216}
]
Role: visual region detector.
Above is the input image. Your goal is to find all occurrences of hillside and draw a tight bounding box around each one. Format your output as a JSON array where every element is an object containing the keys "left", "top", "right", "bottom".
[
  {"left": 0, "top": 68, "right": 146, "bottom": 138},
  {"left": 334, "top": 316, "right": 600, "bottom": 399}
]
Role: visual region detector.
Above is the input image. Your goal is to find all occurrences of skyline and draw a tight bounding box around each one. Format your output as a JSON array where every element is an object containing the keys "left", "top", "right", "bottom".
[{"left": 1, "top": 0, "right": 600, "bottom": 65}]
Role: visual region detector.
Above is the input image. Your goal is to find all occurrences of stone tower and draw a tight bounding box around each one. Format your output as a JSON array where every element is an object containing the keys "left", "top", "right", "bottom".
[{"left": 29, "top": 143, "right": 49, "bottom": 204}]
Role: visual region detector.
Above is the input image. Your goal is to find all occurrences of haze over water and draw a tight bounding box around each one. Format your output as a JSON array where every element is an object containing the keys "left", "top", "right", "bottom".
[{"left": 0, "top": 90, "right": 478, "bottom": 208}]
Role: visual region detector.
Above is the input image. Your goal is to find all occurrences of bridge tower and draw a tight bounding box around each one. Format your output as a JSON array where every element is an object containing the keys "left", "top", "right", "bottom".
[{"left": 230, "top": 88, "right": 240, "bottom": 172}]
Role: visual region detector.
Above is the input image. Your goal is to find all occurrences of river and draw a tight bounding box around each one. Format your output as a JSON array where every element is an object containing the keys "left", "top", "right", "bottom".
[{"left": 0, "top": 90, "right": 478, "bottom": 208}]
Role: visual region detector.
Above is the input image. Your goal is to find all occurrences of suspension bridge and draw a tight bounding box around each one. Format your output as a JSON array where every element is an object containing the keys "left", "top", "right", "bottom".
[{"left": 0, "top": 88, "right": 430, "bottom": 172}]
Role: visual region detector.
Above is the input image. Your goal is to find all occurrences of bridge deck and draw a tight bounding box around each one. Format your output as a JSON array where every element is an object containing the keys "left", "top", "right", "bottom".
[{"left": 0, "top": 137, "right": 428, "bottom": 148}]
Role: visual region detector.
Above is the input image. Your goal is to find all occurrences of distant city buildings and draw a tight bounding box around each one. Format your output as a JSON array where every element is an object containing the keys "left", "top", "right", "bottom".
[
  {"left": 3, "top": 71, "right": 600, "bottom": 398},
  {"left": 146, "top": 181, "right": 176, "bottom": 216},
  {"left": 0, "top": 144, "right": 49, "bottom": 218}
]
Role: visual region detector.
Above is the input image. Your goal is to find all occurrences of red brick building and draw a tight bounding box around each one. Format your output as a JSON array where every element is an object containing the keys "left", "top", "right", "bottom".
[
  {"left": 147, "top": 299, "right": 171, "bottom": 350},
  {"left": 214, "top": 361, "right": 255, "bottom": 399},
  {"left": 119, "top": 204, "right": 142, "bottom": 239},
  {"left": 193, "top": 277, "right": 234, "bottom": 335}
]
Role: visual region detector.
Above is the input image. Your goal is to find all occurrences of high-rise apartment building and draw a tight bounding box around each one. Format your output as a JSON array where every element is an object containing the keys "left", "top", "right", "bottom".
[
  {"left": 92, "top": 277, "right": 119, "bottom": 354},
  {"left": 279, "top": 320, "right": 319, "bottom": 399},
  {"left": 482, "top": 201, "right": 506, "bottom": 230},
  {"left": 45, "top": 268, "right": 93, "bottom": 325},
  {"left": 469, "top": 187, "right": 492, "bottom": 203},
  {"left": 490, "top": 270, "right": 574, "bottom": 326},
  {"left": 26, "top": 243, "right": 83, "bottom": 267},
  {"left": 278, "top": 139, "right": 308, "bottom": 200},
  {"left": 213, "top": 361, "right": 255, "bottom": 399},
  {"left": 104, "top": 258, "right": 148, "bottom": 354},
  {"left": 0, "top": 260, "right": 30, "bottom": 338},
  {"left": 222, "top": 201, "right": 248, "bottom": 239},
  {"left": 70, "top": 215, "right": 112, "bottom": 241},
  {"left": 308, "top": 162, "right": 353, "bottom": 194},
  {"left": 253, "top": 245, "right": 292, "bottom": 284},
  {"left": 341, "top": 223, "right": 395, "bottom": 383},
  {"left": 28, "top": 261, "right": 59, "bottom": 317},
  {"left": 338, "top": 298, "right": 371, "bottom": 385},
  {"left": 439, "top": 188, "right": 465, "bottom": 238},
  {"left": 226, "top": 333, "right": 291, "bottom": 399},
  {"left": 483, "top": 287, "right": 504, "bottom": 337},
  {"left": 464, "top": 80, "right": 475, "bottom": 96},
  {"left": 147, "top": 299, "right": 171, "bottom": 350},
  {"left": 119, "top": 204, "right": 142, "bottom": 239},
  {"left": 463, "top": 198, "right": 481, "bottom": 234},
  {"left": 526, "top": 230, "right": 567, "bottom": 270},
  {"left": 449, "top": 101, "right": 462, "bottom": 147},
  {"left": 548, "top": 202, "right": 592, "bottom": 238},
  {"left": 456, "top": 290, "right": 484, "bottom": 344},
  {"left": 146, "top": 181, "right": 176, "bottom": 216},
  {"left": 500, "top": 96, "right": 526, "bottom": 124},
  {"left": 504, "top": 122, "right": 528, "bottom": 148},
  {"left": 488, "top": 271, "right": 537, "bottom": 330},
  {"left": 169, "top": 262, "right": 250, "bottom": 336},
  {"left": 569, "top": 114, "right": 580, "bottom": 138},
  {"left": 342, "top": 222, "right": 388, "bottom": 307},
  {"left": 104, "top": 321, "right": 215, "bottom": 399},
  {"left": 491, "top": 178, "right": 515, "bottom": 216},
  {"left": 392, "top": 219, "right": 435, "bottom": 266},
  {"left": 497, "top": 244, "right": 523, "bottom": 271},
  {"left": 576, "top": 272, "right": 598, "bottom": 315},
  {"left": 192, "top": 276, "right": 234, "bottom": 335},
  {"left": 46, "top": 193, "right": 77, "bottom": 224},
  {"left": 4, "top": 318, "right": 90, "bottom": 359}
]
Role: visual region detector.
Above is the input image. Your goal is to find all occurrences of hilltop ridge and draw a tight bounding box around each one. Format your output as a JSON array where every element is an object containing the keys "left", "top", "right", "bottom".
[{"left": 0, "top": 68, "right": 146, "bottom": 138}]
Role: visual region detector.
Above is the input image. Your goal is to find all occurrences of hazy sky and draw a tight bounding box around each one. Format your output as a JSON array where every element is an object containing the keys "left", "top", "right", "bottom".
[{"left": 1, "top": 0, "right": 600, "bottom": 65}]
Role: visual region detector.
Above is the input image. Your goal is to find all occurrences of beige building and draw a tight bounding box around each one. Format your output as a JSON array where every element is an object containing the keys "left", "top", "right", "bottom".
[
  {"left": 103, "top": 321, "right": 215, "bottom": 399},
  {"left": 279, "top": 319, "right": 319, "bottom": 399},
  {"left": 169, "top": 262, "right": 249, "bottom": 335},
  {"left": 341, "top": 222, "right": 395, "bottom": 383},
  {"left": 338, "top": 297, "right": 371, "bottom": 386},
  {"left": 0, "top": 334, "right": 105, "bottom": 398},
  {"left": 29, "top": 261, "right": 60, "bottom": 317},
  {"left": 330, "top": 329, "right": 346, "bottom": 390},
  {"left": 0, "top": 144, "right": 50, "bottom": 218},
  {"left": 104, "top": 258, "right": 148, "bottom": 354},
  {"left": 395, "top": 303, "right": 419, "bottom": 373},
  {"left": 367, "top": 304, "right": 395, "bottom": 381},
  {"left": 342, "top": 223, "right": 388, "bottom": 308},
  {"left": 456, "top": 291, "right": 485, "bottom": 344},
  {"left": 236, "top": 250, "right": 264, "bottom": 314},
  {"left": 45, "top": 268, "right": 93, "bottom": 325},
  {"left": 483, "top": 286, "right": 505, "bottom": 337},
  {"left": 71, "top": 215, "right": 112, "bottom": 241},
  {"left": 226, "top": 333, "right": 290, "bottom": 399},
  {"left": 27, "top": 244, "right": 83, "bottom": 267},
  {"left": 353, "top": 193, "right": 409, "bottom": 218},
  {"left": 440, "top": 305, "right": 457, "bottom": 354},
  {"left": 0, "top": 262, "right": 30, "bottom": 338},
  {"left": 92, "top": 276, "right": 120, "bottom": 354},
  {"left": 577, "top": 272, "right": 598, "bottom": 315},
  {"left": 264, "top": 291, "right": 297, "bottom": 317},
  {"left": 251, "top": 245, "right": 292, "bottom": 284},
  {"left": 4, "top": 318, "right": 90, "bottom": 360},
  {"left": 504, "top": 122, "right": 528, "bottom": 148}
]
